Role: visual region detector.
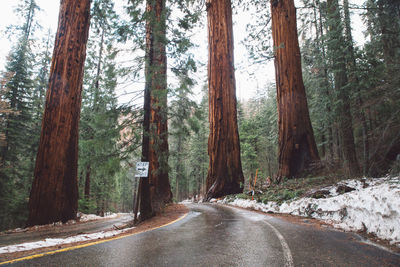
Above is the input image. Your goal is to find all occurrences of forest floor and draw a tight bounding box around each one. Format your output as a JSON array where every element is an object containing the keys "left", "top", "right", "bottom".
[
  {"left": 0, "top": 204, "right": 188, "bottom": 263},
  {"left": 212, "top": 175, "right": 400, "bottom": 253}
]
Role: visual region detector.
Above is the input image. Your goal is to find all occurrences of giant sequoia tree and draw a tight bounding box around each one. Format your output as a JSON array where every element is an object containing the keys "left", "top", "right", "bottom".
[
  {"left": 271, "top": 0, "right": 319, "bottom": 179},
  {"left": 138, "top": 0, "right": 172, "bottom": 220},
  {"left": 147, "top": 0, "right": 173, "bottom": 213},
  {"left": 27, "top": 0, "right": 91, "bottom": 226},
  {"left": 205, "top": 0, "right": 244, "bottom": 199}
]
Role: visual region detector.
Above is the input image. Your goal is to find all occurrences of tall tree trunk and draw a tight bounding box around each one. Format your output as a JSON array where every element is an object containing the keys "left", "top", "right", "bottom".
[
  {"left": 27, "top": 0, "right": 91, "bottom": 226},
  {"left": 205, "top": 0, "right": 244, "bottom": 200},
  {"left": 271, "top": 0, "right": 320, "bottom": 179},
  {"left": 175, "top": 133, "right": 184, "bottom": 201},
  {"left": 138, "top": 0, "right": 172, "bottom": 220},
  {"left": 137, "top": 7, "right": 153, "bottom": 221},
  {"left": 148, "top": 0, "right": 172, "bottom": 213},
  {"left": 84, "top": 164, "right": 91, "bottom": 199},
  {"left": 197, "top": 171, "right": 202, "bottom": 198},
  {"left": 326, "top": 0, "right": 360, "bottom": 177},
  {"left": 175, "top": 135, "right": 182, "bottom": 202},
  {"left": 132, "top": 175, "right": 138, "bottom": 212}
]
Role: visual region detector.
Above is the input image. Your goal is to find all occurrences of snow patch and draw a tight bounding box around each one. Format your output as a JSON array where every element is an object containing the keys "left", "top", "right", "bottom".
[
  {"left": 180, "top": 199, "right": 194, "bottom": 204},
  {"left": 0, "top": 227, "right": 134, "bottom": 254},
  {"left": 224, "top": 177, "right": 400, "bottom": 247},
  {"left": 79, "top": 213, "right": 118, "bottom": 222},
  {"left": 179, "top": 195, "right": 203, "bottom": 203},
  {"left": 79, "top": 212, "right": 119, "bottom": 222}
]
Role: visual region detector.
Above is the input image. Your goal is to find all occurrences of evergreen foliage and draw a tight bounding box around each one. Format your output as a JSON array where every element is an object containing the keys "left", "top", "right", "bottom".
[
  {"left": 123, "top": 0, "right": 201, "bottom": 208},
  {"left": 185, "top": 88, "right": 209, "bottom": 200},
  {"left": 169, "top": 82, "right": 204, "bottom": 201},
  {"left": 299, "top": 0, "right": 400, "bottom": 177},
  {"left": 79, "top": 0, "right": 123, "bottom": 215},
  {"left": 359, "top": 0, "right": 400, "bottom": 175},
  {"left": 238, "top": 86, "right": 278, "bottom": 188},
  {"left": 0, "top": 0, "right": 42, "bottom": 230}
]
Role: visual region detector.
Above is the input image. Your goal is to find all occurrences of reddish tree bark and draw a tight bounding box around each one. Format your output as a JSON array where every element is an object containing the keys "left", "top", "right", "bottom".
[
  {"left": 148, "top": 0, "right": 172, "bottom": 212},
  {"left": 205, "top": 0, "right": 244, "bottom": 200},
  {"left": 27, "top": 0, "right": 91, "bottom": 226},
  {"left": 138, "top": 0, "right": 172, "bottom": 221},
  {"left": 271, "top": 0, "right": 320, "bottom": 179}
]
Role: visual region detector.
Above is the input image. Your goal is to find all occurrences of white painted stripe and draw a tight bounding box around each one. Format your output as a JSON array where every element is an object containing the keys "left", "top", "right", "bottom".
[
  {"left": 220, "top": 204, "right": 294, "bottom": 266},
  {"left": 262, "top": 220, "right": 294, "bottom": 267}
]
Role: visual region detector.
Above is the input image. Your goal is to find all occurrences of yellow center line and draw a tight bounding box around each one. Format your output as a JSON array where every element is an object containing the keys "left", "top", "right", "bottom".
[{"left": 0, "top": 212, "right": 188, "bottom": 266}]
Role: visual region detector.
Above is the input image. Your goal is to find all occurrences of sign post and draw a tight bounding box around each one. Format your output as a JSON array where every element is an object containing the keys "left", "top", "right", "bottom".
[{"left": 133, "top": 162, "right": 149, "bottom": 223}]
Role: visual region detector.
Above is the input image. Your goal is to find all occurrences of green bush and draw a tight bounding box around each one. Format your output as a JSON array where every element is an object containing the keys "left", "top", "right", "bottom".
[{"left": 78, "top": 198, "right": 97, "bottom": 214}]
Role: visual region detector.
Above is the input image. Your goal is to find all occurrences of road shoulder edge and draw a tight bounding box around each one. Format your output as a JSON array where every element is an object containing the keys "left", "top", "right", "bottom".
[{"left": 0, "top": 204, "right": 189, "bottom": 265}]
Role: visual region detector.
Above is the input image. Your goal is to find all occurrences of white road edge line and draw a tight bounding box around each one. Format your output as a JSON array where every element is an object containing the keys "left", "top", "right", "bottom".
[
  {"left": 225, "top": 204, "right": 294, "bottom": 266},
  {"left": 262, "top": 220, "right": 294, "bottom": 267}
]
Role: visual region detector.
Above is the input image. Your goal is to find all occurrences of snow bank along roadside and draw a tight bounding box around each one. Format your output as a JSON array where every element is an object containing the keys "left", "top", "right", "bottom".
[
  {"left": 0, "top": 227, "right": 134, "bottom": 254},
  {"left": 3, "top": 212, "right": 126, "bottom": 234},
  {"left": 0, "top": 212, "right": 130, "bottom": 255},
  {"left": 79, "top": 212, "right": 119, "bottom": 222},
  {"left": 219, "top": 177, "right": 400, "bottom": 247}
]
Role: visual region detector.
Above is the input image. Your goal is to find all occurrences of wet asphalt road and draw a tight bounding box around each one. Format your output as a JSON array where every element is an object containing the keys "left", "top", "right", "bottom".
[{"left": 5, "top": 204, "right": 400, "bottom": 266}]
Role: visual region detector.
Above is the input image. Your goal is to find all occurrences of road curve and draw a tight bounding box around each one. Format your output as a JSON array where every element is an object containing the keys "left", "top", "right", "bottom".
[{"left": 5, "top": 204, "right": 400, "bottom": 266}]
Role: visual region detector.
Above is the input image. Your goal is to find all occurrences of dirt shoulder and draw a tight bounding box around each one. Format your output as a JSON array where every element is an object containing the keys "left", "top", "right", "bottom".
[
  {"left": 0, "top": 213, "right": 134, "bottom": 247},
  {"left": 0, "top": 204, "right": 188, "bottom": 263}
]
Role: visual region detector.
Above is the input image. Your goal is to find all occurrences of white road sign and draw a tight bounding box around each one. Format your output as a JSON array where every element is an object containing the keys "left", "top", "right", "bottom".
[{"left": 135, "top": 162, "right": 149, "bottom": 177}]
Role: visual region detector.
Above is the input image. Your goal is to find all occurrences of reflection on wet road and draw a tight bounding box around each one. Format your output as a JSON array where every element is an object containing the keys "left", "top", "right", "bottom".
[{"left": 8, "top": 204, "right": 400, "bottom": 266}]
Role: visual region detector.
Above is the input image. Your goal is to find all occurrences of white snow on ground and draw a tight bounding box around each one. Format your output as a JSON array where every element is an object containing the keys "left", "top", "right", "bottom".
[
  {"left": 0, "top": 227, "right": 134, "bottom": 254},
  {"left": 3, "top": 213, "right": 125, "bottom": 234},
  {"left": 180, "top": 199, "right": 194, "bottom": 204},
  {"left": 220, "top": 177, "right": 400, "bottom": 247},
  {"left": 79, "top": 212, "right": 118, "bottom": 222},
  {"left": 180, "top": 195, "right": 204, "bottom": 204}
]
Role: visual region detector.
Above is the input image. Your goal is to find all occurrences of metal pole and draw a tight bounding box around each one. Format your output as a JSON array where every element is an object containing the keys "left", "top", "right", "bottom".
[{"left": 133, "top": 177, "right": 142, "bottom": 223}]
